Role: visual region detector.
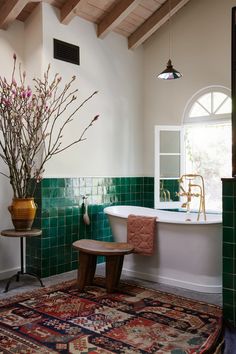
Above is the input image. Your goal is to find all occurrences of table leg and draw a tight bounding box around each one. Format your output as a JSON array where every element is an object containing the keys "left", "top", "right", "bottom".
[
  {"left": 3, "top": 236, "right": 44, "bottom": 293},
  {"left": 4, "top": 274, "right": 18, "bottom": 293},
  {"left": 20, "top": 237, "right": 24, "bottom": 274}
]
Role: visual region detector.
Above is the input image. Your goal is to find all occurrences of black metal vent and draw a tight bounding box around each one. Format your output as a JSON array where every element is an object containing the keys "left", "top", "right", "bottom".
[{"left": 53, "top": 39, "right": 80, "bottom": 65}]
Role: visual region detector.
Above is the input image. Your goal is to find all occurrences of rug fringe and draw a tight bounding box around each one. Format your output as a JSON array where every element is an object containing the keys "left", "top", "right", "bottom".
[{"left": 213, "top": 338, "right": 224, "bottom": 354}]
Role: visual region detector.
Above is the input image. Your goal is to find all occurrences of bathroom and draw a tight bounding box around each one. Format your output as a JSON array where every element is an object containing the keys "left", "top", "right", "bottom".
[{"left": 0, "top": 0, "right": 235, "bottom": 350}]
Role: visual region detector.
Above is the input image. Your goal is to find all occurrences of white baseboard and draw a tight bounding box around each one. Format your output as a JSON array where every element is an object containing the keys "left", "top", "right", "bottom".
[
  {"left": 121, "top": 268, "right": 222, "bottom": 294},
  {"left": 0, "top": 267, "right": 20, "bottom": 281}
]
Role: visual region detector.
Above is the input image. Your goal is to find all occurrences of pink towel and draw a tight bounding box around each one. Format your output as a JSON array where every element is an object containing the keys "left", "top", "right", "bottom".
[{"left": 127, "top": 214, "right": 156, "bottom": 256}]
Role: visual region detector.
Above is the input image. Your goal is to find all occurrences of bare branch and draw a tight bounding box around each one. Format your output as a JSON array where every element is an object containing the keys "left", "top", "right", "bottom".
[{"left": 0, "top": 56, "right": 99, "bottom": 198}]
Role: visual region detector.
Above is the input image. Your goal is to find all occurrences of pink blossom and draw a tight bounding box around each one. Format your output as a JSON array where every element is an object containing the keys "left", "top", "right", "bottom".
[{"left": 27, "top": 90, "right": 32, "bottom": 98}]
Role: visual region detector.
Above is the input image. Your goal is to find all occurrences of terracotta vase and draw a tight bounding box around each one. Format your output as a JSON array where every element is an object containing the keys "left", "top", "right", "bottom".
[{"left": 8, "top": 198, "right": 37, "bottom": 231}]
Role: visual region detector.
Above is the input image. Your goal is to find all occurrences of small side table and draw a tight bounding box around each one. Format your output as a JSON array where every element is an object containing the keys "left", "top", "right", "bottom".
[{"left": 1, "top": 229, "right": 44, "bottom": 293}]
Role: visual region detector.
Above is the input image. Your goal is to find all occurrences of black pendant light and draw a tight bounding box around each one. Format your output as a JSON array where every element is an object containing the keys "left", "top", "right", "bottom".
[
  {"left": 157, "top": 0, "right": 182, "bottom": 80},
  {"left": 158, "top": 59, "right": 182, "bottom": 80}
]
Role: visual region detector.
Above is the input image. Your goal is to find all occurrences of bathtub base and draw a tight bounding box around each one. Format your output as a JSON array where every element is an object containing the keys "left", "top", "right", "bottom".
[{"left": 121, "top": 267, "right": 222, "bottom": 293}]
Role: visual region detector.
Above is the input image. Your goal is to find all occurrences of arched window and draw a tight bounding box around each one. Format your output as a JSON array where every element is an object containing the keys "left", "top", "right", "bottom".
[
  {"left": 183, "top": 86, "right": 232, "bottom": 212},
  {"left": 184, "top": 86, "right": 231, "bottom": 123}
]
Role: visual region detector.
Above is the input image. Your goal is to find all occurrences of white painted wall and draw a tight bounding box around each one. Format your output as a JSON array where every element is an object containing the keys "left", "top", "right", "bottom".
[
  {"left": 143, "top": 0, "right": 235, "bottom": 175},
  {"left": 41, "top": 3, "right": 144, "bottom": 177},
  {"left": 24, "top": 3, "right": 43, "bottom": 81},
  {"left": 0, "top": 22, "right": 25, "bottom": 278}
]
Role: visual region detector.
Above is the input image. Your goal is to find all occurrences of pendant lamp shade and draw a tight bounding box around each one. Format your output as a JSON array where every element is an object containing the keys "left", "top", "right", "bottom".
[{"left": 157, "top": 59, "right": 182, "bottom": 80}]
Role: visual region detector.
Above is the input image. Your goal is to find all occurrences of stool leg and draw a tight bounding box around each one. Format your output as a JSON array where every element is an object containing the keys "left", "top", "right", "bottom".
[
  {"left": 106, "top": 255, "right": 124, "bottom": 293},
  {"left": 86, "top": 254, "right": 97, "bottom": 285},
  {"left": 77, "top": 252, "right": 97, "bottom": 291}
]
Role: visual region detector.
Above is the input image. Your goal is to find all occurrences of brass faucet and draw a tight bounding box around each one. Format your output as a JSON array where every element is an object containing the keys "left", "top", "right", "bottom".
[
  {"left": 160, "top": 180, "right": 171, "bottom": 202},
  {"left": 176, "top": 174, "right": 206, "bottom": 221}
]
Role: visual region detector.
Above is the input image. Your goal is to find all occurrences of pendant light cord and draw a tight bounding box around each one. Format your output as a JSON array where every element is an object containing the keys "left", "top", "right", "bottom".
[{"left": 168, "top": 0, "right": 172, "bottom": 60}]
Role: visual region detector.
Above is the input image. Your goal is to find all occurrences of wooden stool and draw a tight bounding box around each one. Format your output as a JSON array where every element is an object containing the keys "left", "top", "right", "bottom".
[{"left": 72, "top": 239, "right": 134, "bottom": 293}]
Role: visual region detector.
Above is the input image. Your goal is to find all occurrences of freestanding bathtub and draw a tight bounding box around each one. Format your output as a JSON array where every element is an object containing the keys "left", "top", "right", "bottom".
[{"left": 104, "top": 205, "right": 222, "bottom": 293}]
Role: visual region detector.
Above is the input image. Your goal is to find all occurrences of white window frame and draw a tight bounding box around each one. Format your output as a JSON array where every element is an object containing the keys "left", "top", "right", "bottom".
[
  {"left": 183, "top": 85, "right": 231, "bottom": 124},
  {"left": 154, "top": 125, "right": 184, "bottom": 209}
]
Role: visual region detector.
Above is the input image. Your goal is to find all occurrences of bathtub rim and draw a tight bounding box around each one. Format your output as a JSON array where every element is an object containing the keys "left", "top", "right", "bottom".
[{"left": 104, "top": 205, "right": 222, "bottom": 225}]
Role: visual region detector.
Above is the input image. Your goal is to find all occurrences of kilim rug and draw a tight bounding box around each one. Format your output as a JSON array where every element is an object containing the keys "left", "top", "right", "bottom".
[{"left": 0, "top": 278, "right": 222, "bottom": 353}]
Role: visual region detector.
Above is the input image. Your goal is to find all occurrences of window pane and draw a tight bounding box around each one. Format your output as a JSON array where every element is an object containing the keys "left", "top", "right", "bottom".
[
  {"left": 189, "top": 102, "right": 210, "bottom": 117},
  {"left": 160, "top": 131, "right": 180, "bottom": 153},
  {"left": 160, "top": 155, "right": 180, "bottom": 178},
  {"left": 184, "top": 124, "right": 231, "bottom": 211},
  {"left": 215, "top": 97, "right": 232, "bottom": 114},
  {"left": 213, "top": 92, "right": 228, "bottom": 113},
  {"left": 198, "top": 93, "right": 211, "bottom": 113}
]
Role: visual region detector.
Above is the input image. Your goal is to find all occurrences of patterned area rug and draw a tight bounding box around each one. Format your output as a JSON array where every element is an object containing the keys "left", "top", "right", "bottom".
[{"left": 0, "top": 278, "right": 222, "bottom": 353}]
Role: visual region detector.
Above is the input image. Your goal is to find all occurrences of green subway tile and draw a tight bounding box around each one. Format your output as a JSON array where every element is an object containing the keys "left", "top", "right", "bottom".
[
  {"left": 50, "top": 237, "right": 57, "bottom": 247},
  {"left": 223, "top": 288, "right": 234, "bottom": 305},
  {"left": 58, "top": 217, "right": 65, "bottom": 227},
  {"left": 57, "top": 188, "right": 65, "bottom": 198},
  {"left": 50, "top": 217, "right": 58, "bottom": 228},
  {"left": 42, "top": 218, "right": 50, "bottom": 229},
  {"left": 223, "top": 304, "right": 235, "bottom": 322},
  {"left": 223, "top": 212, "right": 234, "bottom": 227},
  {"left": 66, "top": 207, "right": 73, "bottom": 216},
  {"left": 41, "top": 238, "right": 50, "bottom": 249},
  {"left": 42, "top": 248, "right": 51, "bottom": 258},
  {"left": 57, "top": 179, "right": 65, "bottom": 188},
  {"left": 223, "top": 196, "right": 234, "bottom": 212},
  {"left": 66, "top": 216, "right": 73, "bottom": 225},
  {"left": 42, "top": 188, "right": 50, "bottom": 198},
  {"left": 223, "top": 273, "right": 234, "bottom": 289},
  {"left": 49, "top": 266, "right": 57, "bottom": 276},
  {"left": 49, "top": 227, "right": 57, "bottom": 238},
  {"left": 223, "top": 181, "right": 234, "bottom": 196},
  {"left": 223, "top": 257, "right": 234, "bottom": 273},
  {"left": 42, "top": 258, "right": 50, "bottom": 268},
  {"left": 223, "top": 243, "right": 234, "bottom": 258},
  {"left": 49, "top": 188, "right": 58, "bottom": 198},
  {"left": 115, "top": 177, "right": 121, "bottom": 185},
  {"left": 42, "top": 268, "right": 50, "bottom": 278},
  {"left": 223, "top": 227, "right": 234, "bottom": 243},
  {"left": 42, "top": 179, "right": 50, "bottom": 188},
  {"left": 42, "top": 209, "right": 50, "bottom": 218}
]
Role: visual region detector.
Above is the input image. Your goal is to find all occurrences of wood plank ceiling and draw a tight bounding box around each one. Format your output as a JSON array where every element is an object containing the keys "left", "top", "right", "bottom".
[{"left": 0, "top": 0, "right": 191, "bottom": 49}]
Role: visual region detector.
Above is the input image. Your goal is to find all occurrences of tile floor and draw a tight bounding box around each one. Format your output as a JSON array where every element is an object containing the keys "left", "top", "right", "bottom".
[{"left": 0, "top": 263, "right": 222, "bottom": 306}]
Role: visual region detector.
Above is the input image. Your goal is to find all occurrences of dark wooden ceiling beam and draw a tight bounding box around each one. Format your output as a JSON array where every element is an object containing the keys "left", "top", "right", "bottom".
[
  {"left": 128, "top": 0, "right": 190, "bottom": 49},
  {"left": 0, "top": 0, "right": 29, "bottom": 30},
  {"left": 60, "top": 0, "right": 87, "bottom": 25},
  {"left": 97, "top": 0, "right": 142, "bottom": 38}
]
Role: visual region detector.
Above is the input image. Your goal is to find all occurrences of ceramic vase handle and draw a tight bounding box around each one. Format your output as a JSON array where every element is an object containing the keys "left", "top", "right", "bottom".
[{"left": 8, "top": 205, "right": 12, "bottom": 215}]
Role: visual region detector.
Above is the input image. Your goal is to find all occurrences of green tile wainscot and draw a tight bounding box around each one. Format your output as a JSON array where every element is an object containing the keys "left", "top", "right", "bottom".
[
  {"left": 222, "top": 178, "right": 236, "bottom": 327},
  {"left": 26, "top": 177, "right": 154, "bottom": 278}
]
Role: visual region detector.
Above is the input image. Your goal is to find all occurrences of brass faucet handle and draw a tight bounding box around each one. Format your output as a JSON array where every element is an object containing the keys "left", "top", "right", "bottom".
[{"left": 193, "top": 193, "right": 200, "bottom": 197}]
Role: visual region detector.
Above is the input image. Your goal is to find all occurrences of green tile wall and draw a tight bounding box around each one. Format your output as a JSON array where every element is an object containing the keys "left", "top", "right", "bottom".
[
  {"left": 222, "top": 178, "right": 236, "bottom": 327},
  {"left": 26, "top": 176, "right": 154, "bottom": 278}
]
